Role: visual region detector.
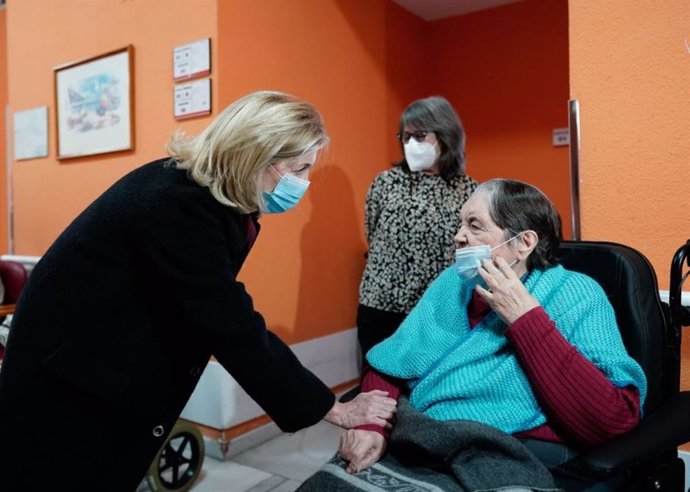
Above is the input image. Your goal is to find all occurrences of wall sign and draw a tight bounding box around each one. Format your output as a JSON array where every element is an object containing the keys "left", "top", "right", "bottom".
[
  {"left": 173, "top": 38, "right": 211, "bottom": 81},
  {"left": 174, "top": 78, "right": 211, "bottom": 119}
]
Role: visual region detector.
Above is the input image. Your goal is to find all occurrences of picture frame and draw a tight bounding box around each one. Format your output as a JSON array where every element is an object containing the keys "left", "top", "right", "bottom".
[
  {"left": 14, "top": 106, "right": 49, "bottom": 160},
  {"left": 54, "top": 46, "right": 134, "bottom": 159}
]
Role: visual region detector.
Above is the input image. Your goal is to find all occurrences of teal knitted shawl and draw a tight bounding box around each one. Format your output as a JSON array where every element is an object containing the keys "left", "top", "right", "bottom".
[{"left": 367, "top": 265, "right": 647, "bottom": 434}]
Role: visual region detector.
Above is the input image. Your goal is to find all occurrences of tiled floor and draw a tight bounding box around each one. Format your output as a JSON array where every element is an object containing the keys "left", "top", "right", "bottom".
[{"left": 190, "top": 420, "right": 342, "bottom": 492}]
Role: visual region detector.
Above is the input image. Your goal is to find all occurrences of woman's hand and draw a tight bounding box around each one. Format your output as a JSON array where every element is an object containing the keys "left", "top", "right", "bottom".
[
  {"left": 324, "top": 390, "right": 397, "bottom": 429},
  {"left": 338, "top": 429, "right": 387, "bottom": 473},
  {"left": 475, "top": 256, "right": 540, "bottom": 325}
]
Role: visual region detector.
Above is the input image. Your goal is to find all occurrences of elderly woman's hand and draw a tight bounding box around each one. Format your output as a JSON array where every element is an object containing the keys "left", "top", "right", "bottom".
[
  {"left": 475, "top": 256, "right": 540, "bottom": 325},
  {"left": 338, "top": 429, "right": 387, "bottom": 473},
  {"left": 324, "top": 390, "right": 397, "bottom": 429}
]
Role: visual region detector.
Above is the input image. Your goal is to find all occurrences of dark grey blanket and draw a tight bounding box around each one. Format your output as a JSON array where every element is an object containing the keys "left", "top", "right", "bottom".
[{"left": 298, "top": 398, "right": 561, "bottom": 491}]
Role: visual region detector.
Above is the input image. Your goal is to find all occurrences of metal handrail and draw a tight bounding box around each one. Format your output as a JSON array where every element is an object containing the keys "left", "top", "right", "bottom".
[{"left": 668, "top": 239, "right": 690, "bottom": 392}]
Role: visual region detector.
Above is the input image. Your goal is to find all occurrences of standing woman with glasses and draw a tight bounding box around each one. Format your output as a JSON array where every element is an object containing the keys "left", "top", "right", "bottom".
[{"left": 357, "top": 96, "right": 478, "bottom": 356}]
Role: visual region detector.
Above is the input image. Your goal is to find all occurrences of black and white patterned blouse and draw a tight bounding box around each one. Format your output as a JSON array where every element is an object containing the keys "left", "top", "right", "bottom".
[{"left": 359, "top": 166, "right": 478, "bottom": 313}]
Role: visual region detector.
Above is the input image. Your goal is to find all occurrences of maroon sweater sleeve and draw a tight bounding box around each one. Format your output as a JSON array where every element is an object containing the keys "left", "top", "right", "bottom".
[
  {"left": 355, "top": 367, "right": 402, "bottom": 438},
  {"left": 506, "top": 306, "right": 641, "bottom": 446}
]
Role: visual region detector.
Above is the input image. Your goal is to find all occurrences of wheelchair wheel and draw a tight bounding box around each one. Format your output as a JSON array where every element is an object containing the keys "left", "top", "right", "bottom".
[{"left": 147, "top": 420, "right": 205, "bottom": 492}]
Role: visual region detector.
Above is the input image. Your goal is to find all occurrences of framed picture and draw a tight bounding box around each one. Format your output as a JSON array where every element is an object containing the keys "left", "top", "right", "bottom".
[
  {"left": 54, "top": 46, "right": 134, "bottom": 159},
  {"left": 14, "top": 106, "right": 49, "bottom": 160}
]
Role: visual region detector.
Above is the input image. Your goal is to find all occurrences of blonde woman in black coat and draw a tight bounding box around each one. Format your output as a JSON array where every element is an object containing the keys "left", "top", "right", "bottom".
[{"left": 0, "top": 91, "right": 396, "bottom": 491}]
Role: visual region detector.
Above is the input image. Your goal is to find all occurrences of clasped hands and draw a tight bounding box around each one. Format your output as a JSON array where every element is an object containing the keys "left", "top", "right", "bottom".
[
  {"left": 338, "top": 428, "right": 386, "bottom": 474},
  {"left": 326, "top": 389, "right": 397, "bottom": 429},
  {"left": 324, "top": 390, "right": 395, "bottom": 474}
]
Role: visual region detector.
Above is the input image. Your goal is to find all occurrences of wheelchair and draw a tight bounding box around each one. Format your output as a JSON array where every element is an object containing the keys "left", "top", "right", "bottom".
[
  {"left": 137, "top": 419, "right": 206, "bottom": 492},
  {"left": 553, "top": 240, "right": 690, "bottom": 491},
  {"left": 345, "top": 240, "right": 690, "bottom": 491}
]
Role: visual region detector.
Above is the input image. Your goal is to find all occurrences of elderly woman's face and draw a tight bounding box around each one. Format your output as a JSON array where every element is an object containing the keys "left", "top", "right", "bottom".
[{"left": 454, "top": 191, "right": 521, "bottom": 265}]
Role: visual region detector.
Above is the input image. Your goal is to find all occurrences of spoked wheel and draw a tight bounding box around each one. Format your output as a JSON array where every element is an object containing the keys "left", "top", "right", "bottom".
[{"left": 147, "top": 420, "right": 205, "bottom": 491}]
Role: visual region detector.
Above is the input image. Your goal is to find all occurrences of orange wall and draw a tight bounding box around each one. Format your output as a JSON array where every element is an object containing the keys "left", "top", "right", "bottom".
[
  {"left": 5, "top": 0, "right": 569, "bottom": 349},
  {"left": 569, "top": 2, "right": 690, "bottom": 394},
  {"left": 216, "top": 0, "right": 568, "bottom": 344},
  {"left": 570, "top": 1, "right": 690, "bottom": 289},
  {"left": 0, "top": 7, "right": 8, "bottom": 253},
  {"left": 4, "top": 0, "right": 429, "bottom": 346},
  {"left": 6, "top": 0, "right": 218, "bottom": 255},
  {"left": 217, "top": 0, "right": 426, "bottom": 343},
  {"left": 426, "top": 0, "right": 571, "bottom": 238}
]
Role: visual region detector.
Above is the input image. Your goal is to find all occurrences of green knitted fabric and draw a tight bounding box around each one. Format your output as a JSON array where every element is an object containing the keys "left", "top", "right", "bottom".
[{"left": 367, "top": 264, "right": 647, "bottom": 434}]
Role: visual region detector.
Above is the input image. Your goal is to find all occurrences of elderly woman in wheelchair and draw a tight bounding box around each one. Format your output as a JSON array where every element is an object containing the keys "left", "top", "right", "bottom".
[{"left": 302, "top": 179, "right": 647, "bottom": 491}]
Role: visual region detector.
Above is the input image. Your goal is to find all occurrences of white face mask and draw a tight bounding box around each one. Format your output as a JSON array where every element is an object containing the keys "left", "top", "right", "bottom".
[
  {"left": 455, "top": 233, "right": 524, "bottom": 280},
  {"left": 404, "top": 139, "right": 438, "bottom": 171}
]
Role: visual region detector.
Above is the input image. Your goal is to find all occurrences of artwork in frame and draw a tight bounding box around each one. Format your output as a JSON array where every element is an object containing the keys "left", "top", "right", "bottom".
[
  {"left": 54, "top": 46, "right": 134, "bottom": 159},
  {"left": 14, "top": 106, "right": 49, "bottom": 160}
]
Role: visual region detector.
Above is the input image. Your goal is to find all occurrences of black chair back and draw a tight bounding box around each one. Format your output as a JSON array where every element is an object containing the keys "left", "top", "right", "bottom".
[{"left": 557, "top": 241, "right": 668, "bottom": 415}]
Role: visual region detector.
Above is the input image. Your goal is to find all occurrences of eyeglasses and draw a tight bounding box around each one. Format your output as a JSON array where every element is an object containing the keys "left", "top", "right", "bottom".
[{"left": 397, "top": 130, "right": 430, "bottom": 144}]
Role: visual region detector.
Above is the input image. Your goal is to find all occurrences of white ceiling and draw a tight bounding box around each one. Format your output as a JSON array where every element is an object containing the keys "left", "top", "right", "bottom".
[{"left": 391, "top": 0, "right": 523, "bottom": 21}]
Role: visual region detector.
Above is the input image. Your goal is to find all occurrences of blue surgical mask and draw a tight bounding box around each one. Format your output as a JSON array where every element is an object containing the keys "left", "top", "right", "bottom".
[
  {"left": 262, "top": 166, "right": 310, "bottom": 214},
  {"left": 455, "top": 233, "right": 523, "bottom": 280}
]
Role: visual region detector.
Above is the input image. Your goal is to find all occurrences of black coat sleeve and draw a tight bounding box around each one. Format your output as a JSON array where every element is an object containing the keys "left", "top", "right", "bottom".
[{"left": 136, "top": 188, "right": 335, "bottom": 432}]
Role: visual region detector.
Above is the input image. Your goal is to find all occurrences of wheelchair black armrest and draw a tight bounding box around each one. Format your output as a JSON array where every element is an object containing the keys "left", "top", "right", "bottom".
[{"left": 574, "top": 391, "right": 690, "bottom": 475}]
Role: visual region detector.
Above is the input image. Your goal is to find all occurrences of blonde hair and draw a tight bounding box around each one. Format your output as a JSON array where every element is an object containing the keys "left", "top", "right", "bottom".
[{"left": 167, "top": 90, "right": 329, "bottom": 213}]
